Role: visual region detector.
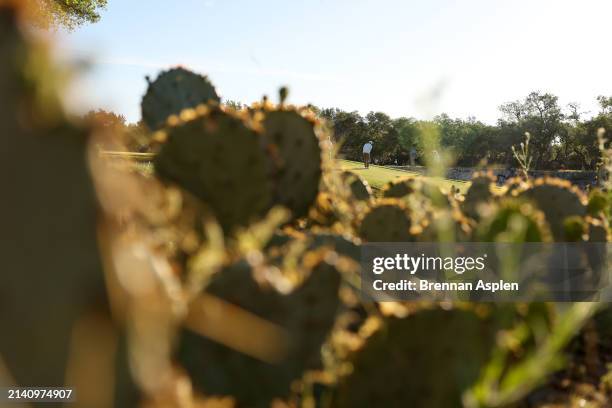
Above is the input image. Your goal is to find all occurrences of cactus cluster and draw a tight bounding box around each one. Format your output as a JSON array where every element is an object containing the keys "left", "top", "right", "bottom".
[
  {"left": 3, "top": 5, "right": 611, "bottom": 405},
  {"left": 146, "top": 71, "right": 324, "bottom": 233},
  {"left": 176, "top": 258, "right": 341, "bottom": 405}
]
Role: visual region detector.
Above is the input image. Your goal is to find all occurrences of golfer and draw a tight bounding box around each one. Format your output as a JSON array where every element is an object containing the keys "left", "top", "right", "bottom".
[{"left": 363, "top": 141, "right": 373, "bottom": 168}]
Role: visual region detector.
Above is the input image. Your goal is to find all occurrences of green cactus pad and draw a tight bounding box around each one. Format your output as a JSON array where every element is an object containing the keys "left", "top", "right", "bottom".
[
  {"left": 333, "top": 309, "right": 498, "bottom": 408},
  {"left": 381, "top": 176, "right": 418, "bottom": 198},
  {"left": 462, "top": 171, "right": 497, "bottom": 219},
  {"left": 154, "top": 109, "right": 272, "bottom": 232},
  {"left": 382, "top": 177, "right": 452, "bottom": 214},
  {"left": 563, "top": 216, "right": 587, "bottom": 242},
  {"left": 502, "top": 176, "right": 530, "bottom": 197},
  {"left": 475, "top": 199, "right": 552, "bottom": 242},
  {"left": 516, "top": 178, "right": 587, "bottom": 241},
  {"left": 358, "top": 200, "right": 413, "bottom": 242},
  {"left": 262, "top": 110, "right": 322, "bottom": 219},
  {"left": 176, "top": 259, "right": 341, "bottom": 405},
  {"left": 341, "top": 171, "right": 372, "bottom": 201},
  {"left": 416, "top": 209, "right": 473, "bottom": 242},
  {"left": 141, "top": 67, "right": 220, "bottom": 131},
  {"left": 587, "top": 189, "right": 609, "bottom": 217}
]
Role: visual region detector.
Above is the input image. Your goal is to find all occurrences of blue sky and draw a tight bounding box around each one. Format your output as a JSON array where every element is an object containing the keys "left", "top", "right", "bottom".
[{"left": 56, "top": 0, "right": 612, "bottom": 124}]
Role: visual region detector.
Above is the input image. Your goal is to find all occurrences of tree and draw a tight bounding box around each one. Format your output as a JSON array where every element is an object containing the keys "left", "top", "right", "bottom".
[
  {"left": 318, "top": 91, "right": 608, "bottom": 170},
  {"left": 25, "top": 0, "right": 107, "bottom": 29},
  {"left": 433, "top": 115, "right": 497, "bottom": 166},
  {"left": 84, "top": 109, "right": 125, "bottom": 129},
  {"left": 597, "top": 95, "right": 612, "bottom": 115},
  {"left": 498, "top": 92, "right": 566, "bottom": 169},
  {"left": 365, "top": 111, "right": 399, "bottom": 164},
  {"left": 319, "top": 108, "right": 368, "bottom": 161},
  {"left": 394, "top": 117, "right": 420, "bottom": 161}
]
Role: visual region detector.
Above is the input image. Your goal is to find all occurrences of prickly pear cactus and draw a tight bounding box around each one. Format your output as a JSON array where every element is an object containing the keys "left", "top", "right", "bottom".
[
  {"left": 154, "top": 108, "right": 272, "bottom": 232},
  {"left": 0, "top": 3, "right": 108, "bottom": 389},
  {"left": 176, "top": 258, "right": 341, "bottom": 405},
  {"left": 332, "top": 309, "right": 499, "bottom": 408},
  {"left": 358, "top": 200, "right": 413, "bottom": 242},
  {"left": 475, "top": 199, "right": 552, "bottom": 242},
  {"left": 381, "top": 176, "right": 417, "bottom": 198},
  {"left": 563, "top": 215, "right": 587, "bottom": 242},
  {"left": 587, "top": 189, "right": 609, "bottom": 218},
  {"left": 141, "top": 67, "right": 220, "bottom": 131},
  {"left": 462, "top": 171, "right": 497, "bottom": 219},
  {"left": 308, "top": 192, "right": 338, "bottom": 226},
  {"left": 382, "top": 176, "right": 451, "bottom": 208},
  {"left": 516, "top": 178, "right": 587, "bottom": 241},
  {"left": 417, "top": 209, "right": 473, "bottom": 242},
  {"left": 502, "top": 176, "right": 530, "bottom": 196},
  {"left": 341, "top": 171, "right": 372, "bottom": 201},
  {"left": 261, "top": 109, "right": 322, "bottom": 219}
]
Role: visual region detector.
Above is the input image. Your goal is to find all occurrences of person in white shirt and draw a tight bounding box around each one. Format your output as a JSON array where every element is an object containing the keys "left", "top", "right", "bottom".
[{"left": 362, "top": 141, "right": 373, "bottom": 168}]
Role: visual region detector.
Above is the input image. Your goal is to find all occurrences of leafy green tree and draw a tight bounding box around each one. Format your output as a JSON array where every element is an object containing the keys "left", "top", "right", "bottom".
[
  {"left": 567, "top": 96, "right": 612, "bottom": 169},
  {"left": 597, "top": 95, "right": 612, "bottom": 115},
  {"left": 498, "top": 92, "right": 566, "bottom": 169},
  {"left": 320, "top": 108, "right": 368, "bottom": 161},
  {"left": 365, "top": 111, "right": 401, "bottom": 164},
  {"left": 26, "top": 0, "right": 107, "bottom": 29},
  {"left": 394, "top": 117, "right": 420, "bottom": 162},
  {"left": 84, "top": 109, "right": 125, "bottom": 128}
]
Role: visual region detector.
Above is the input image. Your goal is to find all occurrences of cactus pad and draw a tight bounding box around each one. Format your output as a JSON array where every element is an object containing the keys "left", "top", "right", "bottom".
[
  {"left": 475, "top": 199, "right": 552, "bottom": 242},
  {"left": 262, "top": 110, "right": 322, "bottom": 219},
  {"left": 587, "top": 189, "right": 609, "bottom": 217},
  {"left": 341, "top": 171, "right": 372, "bottom": 201},
  {"left": 381, "top": 177, "right": 417, "bottom": 198},
  {"left": 358, "top": 200, "right": 413, "bottom": 242},
  {"left": 516, "top": 178, "right": 587, "bottom": 241},
  {"left": 141, "top": 67, "right": 220, "bottom": 131},
  {"left": 154, "top": 109, "right": 272, "bottom": 232},
  {"left": 333, "top": 309, "right": 498, "bottom": 408},
  {"left": 462, "top": 171, "right": 497, "bottom": 219},
  {"left": 176, "top": 259, "right": 341, "bottom": 405},
  {"left": 417, "top": 209, "right": 473, "bottom": 242}
]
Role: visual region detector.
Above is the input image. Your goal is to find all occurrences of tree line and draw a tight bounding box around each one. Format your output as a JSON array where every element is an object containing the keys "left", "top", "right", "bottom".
[
  {"left": 87, "top": 91, "right": 612, "bottom": 171},
  {"left": 315, "top": 92, "right": 612, "bottom": 170}
]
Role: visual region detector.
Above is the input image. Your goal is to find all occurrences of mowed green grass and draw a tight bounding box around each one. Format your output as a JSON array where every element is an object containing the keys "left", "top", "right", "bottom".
[{"left": 339, "top": 160, "right": 472, "bottom": 193}]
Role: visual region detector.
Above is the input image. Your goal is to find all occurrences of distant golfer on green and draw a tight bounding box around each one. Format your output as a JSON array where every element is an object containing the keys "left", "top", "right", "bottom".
[{"left": 363, "top": 141, "right": 373, "bottom": 168}]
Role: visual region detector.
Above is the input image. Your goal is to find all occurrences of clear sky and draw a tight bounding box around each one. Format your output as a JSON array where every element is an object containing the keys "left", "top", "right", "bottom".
[{"left": 56, "top": 0, "right": 612, "bottom": 124}]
